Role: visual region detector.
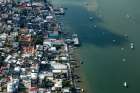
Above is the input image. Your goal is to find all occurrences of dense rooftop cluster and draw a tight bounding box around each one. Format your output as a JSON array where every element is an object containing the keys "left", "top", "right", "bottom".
[{"left": 0, "top": 0, "right": 80, "bottom": 93}]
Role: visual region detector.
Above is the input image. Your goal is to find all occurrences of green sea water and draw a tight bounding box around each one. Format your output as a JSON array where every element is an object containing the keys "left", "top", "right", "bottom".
[{"left": 53, "top": 0, "right": 140, "bottom": 93}]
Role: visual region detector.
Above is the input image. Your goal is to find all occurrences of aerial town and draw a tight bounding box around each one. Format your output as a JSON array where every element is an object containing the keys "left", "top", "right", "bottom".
[{"left": 0, "top": 0, "right": 81, "bottom": 93}]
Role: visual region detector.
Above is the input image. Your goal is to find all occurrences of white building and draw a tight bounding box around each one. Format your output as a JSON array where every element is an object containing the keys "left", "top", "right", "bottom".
[{"left": 51, "top": 63, "right": 68, "bottom": 73}]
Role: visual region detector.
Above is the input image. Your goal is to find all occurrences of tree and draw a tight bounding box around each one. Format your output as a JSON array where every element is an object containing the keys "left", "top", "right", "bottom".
[{"left": 62, "top": 80, "right": 71, "bottom": 88}]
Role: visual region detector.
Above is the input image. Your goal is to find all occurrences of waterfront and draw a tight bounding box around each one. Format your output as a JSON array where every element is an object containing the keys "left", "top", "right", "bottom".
[
  {"left": 0, "top": 1, "right": 82, "bottom": 92},
  {"left": 53, "top": 0, "right": 140, "bottom": 93}
]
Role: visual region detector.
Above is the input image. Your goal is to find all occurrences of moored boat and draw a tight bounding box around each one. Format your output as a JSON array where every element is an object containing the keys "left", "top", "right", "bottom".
[
  {"left": 130, "top": 42, "right": 134, "bottom": 49},
  {"left": 123, "top": 82, "right": 128, "bottom": 88},
  {"left": 72, "top": 34, "right": 80, "bottom": 46}
]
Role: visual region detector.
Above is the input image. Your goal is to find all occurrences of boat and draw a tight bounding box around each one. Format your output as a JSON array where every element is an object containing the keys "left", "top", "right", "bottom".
[
  {"left": 123, "top": 82, "right": 128, "bottom": 88},
  {"left": 112, "top": 39, "right": 116, "bottom": 43},
  {"left": 130, "top": 42, "right": 134, "bottom": 49},
  {"left": 89, "top": 17, "right": 93, "bottom": 21},
  {"left": 80, "top": 61, "right": 84, "bottom": 64},
  {"left": 124, "top": 34, "right": 128, "bottom": 38},
  {"left": 81, "top": 88, "right": 84, "bottom": 92},
  {"left": 54, "top": 7, "right": 65, "bottom": 15},
  {"left": 65, "top": 38, "right": 74, "bottom": 44},
  {"left": 59, "top": 8, "right": 65, "bottom": 15},
  {"left": 72, "top": 34, "right": 80, "bottom": 46},
  {"left": 126, "top": 14, "right": 130, "bottom": 19},
  {"left": 94, "top": 25, "right": 97, "bottom": 28},
  {"left": 121, "top": 47, "right": 124, "bottom": 51},
  {"left": 122, "top": 58, "right": 126, "bottom": 62}
]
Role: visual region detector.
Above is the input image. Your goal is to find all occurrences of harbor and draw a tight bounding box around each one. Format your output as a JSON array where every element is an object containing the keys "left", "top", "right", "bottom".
[
  {"left": 52, "top": 0, "right": 140, "bottom": 93},
  {"left": 0, "top": 0, "right": 82, "bottom": 93},
  {"left": 0, "top": 0, "right": 140, "bottom": 93}
]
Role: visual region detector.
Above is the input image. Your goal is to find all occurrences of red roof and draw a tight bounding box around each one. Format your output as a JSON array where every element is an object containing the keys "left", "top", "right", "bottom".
[
  {"left": 22, "top": 46, "right": 35, "bottom": 54},
  {"left": 30, "top": 87, "right": 38, "bottom": 91},
  {"left": 17, "top": 3, "right": 32, "bottom": 8}
]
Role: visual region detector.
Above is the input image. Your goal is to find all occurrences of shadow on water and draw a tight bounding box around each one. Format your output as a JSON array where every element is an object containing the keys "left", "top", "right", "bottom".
[
  {"left": 62, "top": 4, "right": 129, "bottom": 47},
  {"left": 79, "top": 26, "right": 128, "bottom": 47}
]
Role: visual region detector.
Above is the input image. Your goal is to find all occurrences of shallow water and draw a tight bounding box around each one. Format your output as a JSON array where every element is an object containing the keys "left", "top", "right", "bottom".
[{"left": 53, "top": 0, "right": 140, "bottom": 93}]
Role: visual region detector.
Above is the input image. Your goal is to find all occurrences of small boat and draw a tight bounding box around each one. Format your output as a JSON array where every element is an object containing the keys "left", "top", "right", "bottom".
[
  {"left": 80, "top": 61, "right": 84, "bottom": 64},
  {"left": 123, "top": 82, "right": 128, "bottom": 88},
  {"left": 81, "top": 88, "right": 84, "bottom": 92},
  {"left": 126, "top": 14, "right": 130, "bottom": 19},
  {"left": 54, "top": 7, "right": 65, "bottom": 15},
  {"left": 72, "top": 34, "right": 80, "bottom": 46},
  {"left": 94, "top": 25, "right": 97, "bottom": 28},
  {"left": 124, "top": 34, "right": 128, "bottom": 38},
  {"left": 121, "top": 47, "right": 124, "bottom": 51},
  {"left": 130, "top": 42, "right": 134, "bottom": 49},
  {"left": 122, "top": 58, "right": 126, "bottom": 62},
  {"left": 89, "top": 17, "right": 93, "bottom": 21},
  {"left": 112, "top": 39, "right": 116, "bottom": 43}
]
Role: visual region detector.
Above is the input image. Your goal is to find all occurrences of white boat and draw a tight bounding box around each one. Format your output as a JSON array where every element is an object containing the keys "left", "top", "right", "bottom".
[
  {"left": 72, "top": 34, "right": 80, "bottom": 46},
  {"left": 94, "top": 25, "right": 97, "bottom": 28},
  {"left": 122, "top": 58, "right": 126, "bottom": 62},
  {"left": 123, "top": 82, "right": 128, "bottom": 88},
  {"left": 130, "top": 43, "right": 134, "bottom": 49},
  {"left": 89, "top": 17, "right": 93, "bottom": 21},
  {"left": 54, "top": 7, "right": 65, "bottom": 15}
]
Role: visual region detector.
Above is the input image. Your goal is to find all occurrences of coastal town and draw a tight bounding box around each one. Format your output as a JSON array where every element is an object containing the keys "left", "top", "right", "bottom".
[{"left": 0, "top": 0, "right": 82, "bottom": 93}]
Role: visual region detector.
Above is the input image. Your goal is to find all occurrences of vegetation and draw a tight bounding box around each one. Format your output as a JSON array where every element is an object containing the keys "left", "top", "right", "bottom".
[
  {"left": 62, "top": 80, "right": 71, "bottom": 88},
  {"left": 19, "top": 83, "right": 27, "bottom": 93},
  {"left": 40, "top": 79, "right": 54, "bottom": 88}
]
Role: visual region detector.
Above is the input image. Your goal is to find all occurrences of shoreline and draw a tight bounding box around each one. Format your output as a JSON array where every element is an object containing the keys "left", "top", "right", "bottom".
[
  {"left": 69, "top": 47, "right": 89, "bottom": 93},
  {"left": 0, "top": 0, "right": 87, "bottom": 93}
]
